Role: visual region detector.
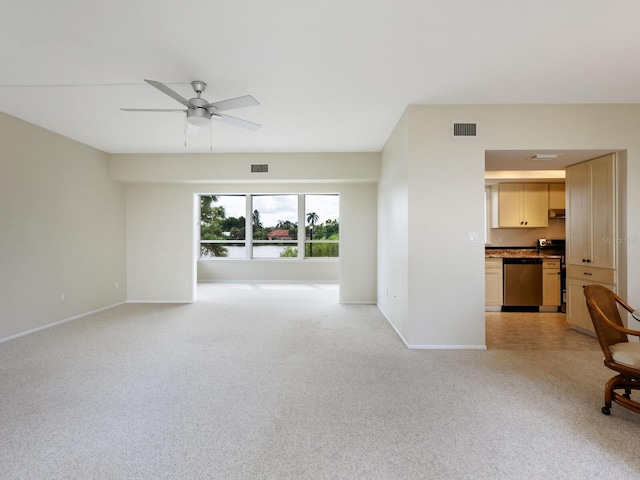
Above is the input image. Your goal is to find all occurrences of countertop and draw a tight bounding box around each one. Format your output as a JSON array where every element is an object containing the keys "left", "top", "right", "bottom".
[{"left": 485, "top": 248, "right": 562, "bottom": 259}]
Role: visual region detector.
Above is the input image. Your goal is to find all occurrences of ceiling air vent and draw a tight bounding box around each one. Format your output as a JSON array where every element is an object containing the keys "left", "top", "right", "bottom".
[
  {"left": 451, "top": 122, "right": 478, "bottom": 138},
  {"left": 250, "top": 163, "right": 269, "bottom": 174}
]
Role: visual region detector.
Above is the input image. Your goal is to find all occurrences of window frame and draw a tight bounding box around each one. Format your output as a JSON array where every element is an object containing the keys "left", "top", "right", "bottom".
[{"left": 199, "top": 193, "right": 339, "bottom": 261}]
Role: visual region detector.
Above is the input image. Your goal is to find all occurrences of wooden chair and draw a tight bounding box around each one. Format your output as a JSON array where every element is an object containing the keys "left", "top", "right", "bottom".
[{"left": 584, "top": 284, "right": 640, "bottom": 415}]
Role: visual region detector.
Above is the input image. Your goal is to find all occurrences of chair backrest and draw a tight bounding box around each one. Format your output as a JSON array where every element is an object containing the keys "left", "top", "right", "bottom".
[{"left": 584, "top": 285, "right": 628, "bottom": 361}]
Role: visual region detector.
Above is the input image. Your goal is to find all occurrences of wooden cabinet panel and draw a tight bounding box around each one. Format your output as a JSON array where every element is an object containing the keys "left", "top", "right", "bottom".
[
  {"left": 491, "top": 183, "right": 548, "bottom": 228},
  {"left": 566, "top": 154, "right": 615, "bottom": 269},
  {"left": 566, "top": 277, "right": 615, "bottom": 333},
  {"left": 485, "top": 259, "right": 503, "bottom": 307},
  {"left": 549, "top": 183, "right": 566, "bottom": 210},
  {"left": 542, "top": 265, "right": 561, "bottom": 307},
  {"left": 566, "top": 265, "right": 616, "bottom": 284},
  {"left": 565, "top": 153, "right": 617, "bottom": 333},
  {"left": 523, "top": 184, "right": 549, "bottom": 227}
]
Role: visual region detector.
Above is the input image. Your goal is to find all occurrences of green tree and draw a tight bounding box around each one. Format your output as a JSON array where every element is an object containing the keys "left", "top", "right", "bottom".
[
  {"left": 200, "top": 195, "right": 228, "bottom": 257},
  {"left": 279, "top": 246, "right": 298, "bottom": 258}
]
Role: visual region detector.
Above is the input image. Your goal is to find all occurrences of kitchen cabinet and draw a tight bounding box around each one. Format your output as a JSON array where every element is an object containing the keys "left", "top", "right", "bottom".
[
  {"left": 549, "top": 183, "right": 565, "bottom": 210},
  {"left": 491, "top": 183, "right": 548, "bottom": 228},
  {"left": 566, "top": 275, "right": 615, "bottom": 333},
  {"left": 485, "top": 258, "right": 503, "bottom": 310},
  {"left": 566, "top": 154, "right": 616, "bottom": 269},
  {"left": 542, "top": 259, "right": 561, "bottom": 307},
  {"left": 565, "top": 153, "right": 617, "bottom": 333}
]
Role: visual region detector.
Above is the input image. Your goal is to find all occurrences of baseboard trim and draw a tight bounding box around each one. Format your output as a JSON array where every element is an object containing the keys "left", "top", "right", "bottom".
[
  {"left": 126, "top": 300, "right": 192, "bottom": 304},
  {"left": 376, "top": 304, "right": 487, "bottom": 350},
  {"left": 406, "top": 344, "right": 487, "bottom": 350},
  {"left": 198, "top": 280, "right": 339, "bottom": 285},
  {"left": 0, "top": 301, "right": 126, "bottom": 344}
]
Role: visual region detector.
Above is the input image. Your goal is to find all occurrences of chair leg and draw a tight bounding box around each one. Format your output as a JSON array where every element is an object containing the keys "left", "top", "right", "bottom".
[{"left": 602, "top": 375, "right": 622, "bottom": 415}]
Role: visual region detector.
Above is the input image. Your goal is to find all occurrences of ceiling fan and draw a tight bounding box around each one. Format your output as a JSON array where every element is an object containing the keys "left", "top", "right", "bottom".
[{"left": 121, "top": 79, "right": 261, "bottom": 131}]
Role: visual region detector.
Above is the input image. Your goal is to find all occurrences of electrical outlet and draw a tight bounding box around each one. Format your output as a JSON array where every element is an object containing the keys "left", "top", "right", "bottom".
[
  {"left": 115, "top": 282, "right": 120, "bottom": 289},
  {"left": 61, "top": 292, "right": 67, "bottom": 302}
]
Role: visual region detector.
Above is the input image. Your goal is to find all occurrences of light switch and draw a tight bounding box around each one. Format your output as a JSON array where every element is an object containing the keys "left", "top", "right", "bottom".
[{"left": 468, "top": 232, "right": 480, "bottom": 243}]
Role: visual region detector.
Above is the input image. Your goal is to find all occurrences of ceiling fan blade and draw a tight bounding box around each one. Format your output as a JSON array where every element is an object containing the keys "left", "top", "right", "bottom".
[
  {"left": 214, "top": 113, "right": 261, "bottom": 131},
  {"left": 121, "top": 108, "right": 186, "bottom": 112},
  {"left": 144, "top": 79, "right": 191, "bottom": 108},
  {"left": 206, "top": 95, "right": 259, "bottom": 112}
]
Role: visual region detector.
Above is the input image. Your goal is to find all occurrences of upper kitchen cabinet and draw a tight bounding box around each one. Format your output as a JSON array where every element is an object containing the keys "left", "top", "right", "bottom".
[
  {"left": 548, "top": 183, "right": 565, "bottom": 210},
  {"left": 566, "top": 154, "right": 616, "bottom": 269},
  {"left": 491, "top": 183, "right": 549, "bottom": 228}
]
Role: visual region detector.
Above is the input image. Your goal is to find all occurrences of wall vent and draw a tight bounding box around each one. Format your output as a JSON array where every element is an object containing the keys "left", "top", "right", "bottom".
[
  {"left": 451, "top": 122, "right": 478, "bottom": 138},
  {"left": 251, "top": 163, "right": 269, "bottom": 174}
]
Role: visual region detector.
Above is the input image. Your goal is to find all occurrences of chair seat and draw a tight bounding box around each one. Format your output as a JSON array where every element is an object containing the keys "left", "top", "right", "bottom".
[{"left": 610, "top": 342, "right": 640, "bottom": 368}]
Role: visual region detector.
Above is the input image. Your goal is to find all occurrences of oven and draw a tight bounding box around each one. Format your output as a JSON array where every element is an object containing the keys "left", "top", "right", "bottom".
[{"left": 537, "top": 238, "right": 566, "bottom": 311}]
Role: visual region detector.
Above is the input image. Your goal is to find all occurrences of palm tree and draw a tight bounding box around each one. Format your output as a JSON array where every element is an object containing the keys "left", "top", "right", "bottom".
[{"left": 306, "top": 211, "right": 319, "bottom": 257}]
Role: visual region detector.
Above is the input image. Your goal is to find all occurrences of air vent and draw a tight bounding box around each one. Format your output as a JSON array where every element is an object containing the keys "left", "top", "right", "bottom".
[
  {"left": 251, "top": 164, "right": 269, "bottom": 174},
  {"left": 451, "top": 122, "right": 478, "bottom": 138}
]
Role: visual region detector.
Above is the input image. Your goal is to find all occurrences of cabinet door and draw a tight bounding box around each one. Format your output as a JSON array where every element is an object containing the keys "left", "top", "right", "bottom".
[
  {"left": 497, "top": 184, "right": 524, "bottom": 227},
  {"left": 566, "top": 162, "right": 590, "bottom": 266},
  {"left": 542, "top": 268, "right": 561, "bottom": 306},
  {"left": 522, "top": 184, "right": 549, "bottom": 227},
  {"left": 549, "top": 183, "right": 565, "bottom": 209},
  {"left": 590, "top": 154, "right": 616, "bottom": 269},
  {"left": 485, "top": 259, "right": 503, "bottom": 306},
  {"left": 566, "top": 278, "right": 592, "bottom": 332},
  {"left": 566, "top": 277, "right": 615, "bottom": 333}
]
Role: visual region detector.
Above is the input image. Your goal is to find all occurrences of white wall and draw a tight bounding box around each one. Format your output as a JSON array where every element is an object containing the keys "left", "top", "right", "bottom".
[
  {"left": 379, "top": 104, "right": 640, "bottom": 348},
  {"left": 114, "top": 153, "right": 379, "bottom": 304},
  {"left": 377, "top": 111, "right": 410, "bottom": 338},
  {"left": 0, "top": 113, "right": 127, "bottom": 340}
]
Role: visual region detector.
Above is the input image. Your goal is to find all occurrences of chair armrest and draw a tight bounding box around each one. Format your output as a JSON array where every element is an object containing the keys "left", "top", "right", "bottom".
[{"left": 593, "top": 302, "right": 640, "bottom": 338}]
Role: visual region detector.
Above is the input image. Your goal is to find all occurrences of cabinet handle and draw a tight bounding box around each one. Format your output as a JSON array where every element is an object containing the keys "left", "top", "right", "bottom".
[
  {"left": 524, "top": 221, "right": 528, "bottom": 225},
  {"left": 586, "top": 259, "right": 591, "bottom": 263},
  {"left": 583, "top": 272, "right": 593, "bottom": 276}
]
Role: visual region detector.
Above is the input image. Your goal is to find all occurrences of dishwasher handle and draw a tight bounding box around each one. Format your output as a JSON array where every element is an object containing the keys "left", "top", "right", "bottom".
[{"left": 503, "top": 257, "right": 543, "bottom": 265}]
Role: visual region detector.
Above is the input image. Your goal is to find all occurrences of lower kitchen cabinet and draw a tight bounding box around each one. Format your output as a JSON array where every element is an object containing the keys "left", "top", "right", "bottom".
[
  {"left": 566, "top": 274, "right": 615, "bottom": 333},
  {"left": 485, "top": 258, "right": 503, "bottom": 310},
  {"left": 542, "top": 260, "right": 561, "bottom": 307}
]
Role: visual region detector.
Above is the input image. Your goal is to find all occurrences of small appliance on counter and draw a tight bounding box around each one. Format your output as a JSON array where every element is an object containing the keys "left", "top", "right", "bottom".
[{"left": 537, "top": 238, "right": 566, "bottom": 312}]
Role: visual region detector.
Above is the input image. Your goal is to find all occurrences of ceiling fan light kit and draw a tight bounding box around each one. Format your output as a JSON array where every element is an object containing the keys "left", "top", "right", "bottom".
[
  {"left": 186, "top": 108, "right": 212, "bottom": 127},
  {"left": 121, "top": 79, "right": 261, "bottom": 135}
]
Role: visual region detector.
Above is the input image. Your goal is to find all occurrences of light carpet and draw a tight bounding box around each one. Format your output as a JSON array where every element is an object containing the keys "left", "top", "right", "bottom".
[{"left": 1, "top": 283, "right": 640, "bottom": 479}]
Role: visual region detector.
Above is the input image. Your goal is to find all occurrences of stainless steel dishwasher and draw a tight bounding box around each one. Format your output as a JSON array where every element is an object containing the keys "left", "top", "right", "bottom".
[{"left": 503, "top": 258, "right": 543, "bottom": 306}]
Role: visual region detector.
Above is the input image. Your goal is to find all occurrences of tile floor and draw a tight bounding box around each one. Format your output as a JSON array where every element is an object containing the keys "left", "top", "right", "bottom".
[{"left": 485, "top": 311, "right": 601, "bottom": 350}]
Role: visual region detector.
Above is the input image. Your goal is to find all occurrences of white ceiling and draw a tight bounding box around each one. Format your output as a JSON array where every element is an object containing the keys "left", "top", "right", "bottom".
[{"left": 2, "top": 1, "right": 640, "bottom": 154}]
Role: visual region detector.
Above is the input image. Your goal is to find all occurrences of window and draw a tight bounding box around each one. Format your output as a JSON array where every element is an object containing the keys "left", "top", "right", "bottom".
[
  {"left": 305, "top": 194, "right": 339, "bottom": 258},
  {"left": 252, "top": 195, "right": 298, "bottom": 258},
  {"left": 199, "top": 194, "right": 339, "bottom": 260},
  {"left": 200, "top": 195, "right": 247, "bottom": 259}
]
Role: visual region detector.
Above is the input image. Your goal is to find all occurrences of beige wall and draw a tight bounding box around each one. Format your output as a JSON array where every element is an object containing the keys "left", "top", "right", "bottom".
[
  {"left": 377, "top": 111, "right": 410, "bottom": 338},
  {"left": 379, "top": 104, "right": 639, "bottom": 348},
  {"left": 116, "top": 154, "right": 379, "bottom": 304},
  {"left": 0, "top": 113, "right": 127, "bottom": 340}
]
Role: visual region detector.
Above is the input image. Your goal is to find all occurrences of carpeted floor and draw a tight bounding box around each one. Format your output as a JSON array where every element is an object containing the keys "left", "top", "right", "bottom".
[{"left": 1, "top": 283, "right": 639, "bottom": 479}]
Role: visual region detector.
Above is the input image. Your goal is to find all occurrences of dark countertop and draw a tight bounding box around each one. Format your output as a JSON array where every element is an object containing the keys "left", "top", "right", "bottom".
[{"left": 485, "top": 247, "right": 562, "bottom": 259}]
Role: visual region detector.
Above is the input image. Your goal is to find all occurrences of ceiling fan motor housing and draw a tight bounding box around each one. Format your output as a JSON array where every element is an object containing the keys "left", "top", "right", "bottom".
[
  {"left": 187, "top": 107, "right": 211, "bottom": 126},
  {"left": 191, "top": 81, "right": 207, "bottom": 94}
]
